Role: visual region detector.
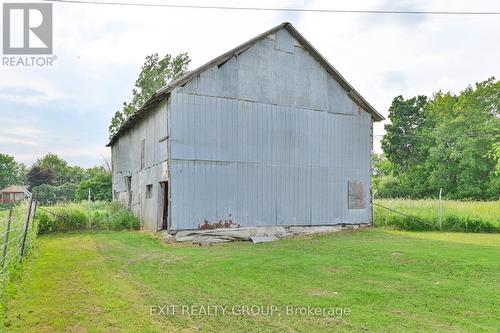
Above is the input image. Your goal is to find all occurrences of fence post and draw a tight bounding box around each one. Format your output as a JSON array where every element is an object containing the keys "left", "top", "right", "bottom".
[
  {"left": 1, "top": 206, "right": 13, "bottom": 270},
  {"left": 371, "top": 190, "right": 377, "bottom": 227},
  {"left": 439, "top": 188, "right": 443, "bottom": 231},
  {"left": 20, "top": 197, "right": 34, "bottom": 259},
  {"left": 88, "top": 188, "right": 91, "bottom": 230},
  {"left": 31, "top": 200, "right": 38, "bottom": 229}
]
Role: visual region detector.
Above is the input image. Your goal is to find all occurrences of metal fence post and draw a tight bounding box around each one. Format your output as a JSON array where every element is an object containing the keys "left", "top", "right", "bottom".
[
  {"left": 371, "top": 190, "right": 377, "bottom": 227},
  {"left": 439, "top": 188, "right": 443, "bottom": 231},
  {"left": 1, "top": 206, "right": 13, "bottom": 270},
  {"left": 88, "top": 188, "right": 91, "bottom": 230},
  {"left": 20, "top": 197, "right": 34, "bottom": 259},
  {"left": 31, "top": 200, "right": 38, "bottom": 229}
]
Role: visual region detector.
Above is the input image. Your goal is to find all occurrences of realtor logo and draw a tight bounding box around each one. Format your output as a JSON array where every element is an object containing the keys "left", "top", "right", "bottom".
[{"left": 2, "top": 3, "right": 53, "bottom": 54}]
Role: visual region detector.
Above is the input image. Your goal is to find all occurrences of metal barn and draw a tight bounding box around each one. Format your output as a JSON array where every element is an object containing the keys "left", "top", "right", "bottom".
[{"left": 108, "top": 22, "right": 384, "bottom": 232}]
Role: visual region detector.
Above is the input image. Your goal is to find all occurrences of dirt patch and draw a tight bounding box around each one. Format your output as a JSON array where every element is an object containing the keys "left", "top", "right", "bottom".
[
  {"left": 325, "top": 267, "right": 348, "bottom": 273},
  {"left": 127, "top": 251, "right": 185, "bottom": 265},
  {"left": 308, "top": 289, "right": 339, "bottom": 297}
]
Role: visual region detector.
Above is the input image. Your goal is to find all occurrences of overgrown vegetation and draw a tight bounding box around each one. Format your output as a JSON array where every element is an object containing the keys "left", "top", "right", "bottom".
[
  {"left": 375, "top": 199, "right": 500, "bottom": 232},
  {"left": 0, "top": 202, "right": 38, "bottom": 319},
  {"left": 375, "top": 77, "right": 500, "bottom": 200},
  {"left": 35, "top": 201, "right": 140, "bottom": 234}
]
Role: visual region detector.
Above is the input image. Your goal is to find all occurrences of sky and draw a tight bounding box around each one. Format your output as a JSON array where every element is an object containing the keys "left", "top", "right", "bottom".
[{"left": 1, "top": 0, "right": 499, "bottom": 168}]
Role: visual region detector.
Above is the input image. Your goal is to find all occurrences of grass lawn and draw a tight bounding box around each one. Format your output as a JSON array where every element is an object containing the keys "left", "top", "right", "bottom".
[{"left": 4, "top": 229, "right": 500, "bottom": 332}]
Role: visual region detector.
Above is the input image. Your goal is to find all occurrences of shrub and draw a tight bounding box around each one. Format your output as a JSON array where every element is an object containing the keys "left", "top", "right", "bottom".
[
  {"left": 36, "top": 201, "right": 140, "bottom": 234},
  {"left": 32, "top": 183, "right": 76, "bottom": 205}
]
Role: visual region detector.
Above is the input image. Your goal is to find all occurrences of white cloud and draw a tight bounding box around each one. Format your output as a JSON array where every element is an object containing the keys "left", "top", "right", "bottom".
[{"left": 1, "top": 0, "right": 499, "bottom": 163}]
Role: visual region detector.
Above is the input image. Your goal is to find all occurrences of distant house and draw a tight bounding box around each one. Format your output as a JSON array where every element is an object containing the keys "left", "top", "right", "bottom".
[
  {"left": 108, "top": 22, "right": 384, "bottom": 232},
  {"left": 0, "top": 185, "right": 30, "bottom": 203}
]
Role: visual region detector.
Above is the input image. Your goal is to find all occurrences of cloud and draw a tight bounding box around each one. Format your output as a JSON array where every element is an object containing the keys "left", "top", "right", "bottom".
[
  {"left": 0, "top": 73, "right": 62, "bottom": 105},
  {"left": 382, "top": 71, "right": 407, "bottom": 89},
  {"left": 1, "top": 0, "right": 499, "bottom": 164}
]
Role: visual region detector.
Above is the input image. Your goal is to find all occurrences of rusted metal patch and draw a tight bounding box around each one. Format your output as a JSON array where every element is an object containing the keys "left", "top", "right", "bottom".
[{"left": 198, "top": 218, "right": 241, "bottom": 230}]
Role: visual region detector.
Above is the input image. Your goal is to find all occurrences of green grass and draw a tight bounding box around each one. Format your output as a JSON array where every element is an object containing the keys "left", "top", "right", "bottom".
[
  {"left": 4, "top": 229, "right": 499, "bottom": 332},
  {"left": 375, "top": 199, "right": 500, "bottom": 232}
]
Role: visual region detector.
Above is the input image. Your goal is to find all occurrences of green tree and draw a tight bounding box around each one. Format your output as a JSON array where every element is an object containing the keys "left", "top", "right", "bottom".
[
  {"left": 380, "top": 77, "right": 500, "bottom": 200},
  {"left": 32, "top": 183, "right": 76, "bottom": 204},
  {"left": 0, "top": 153, "right": 26, "bottom": 189},
  {"left": 109, "top": 53, "right": 191, "bottom": 138},
  {"left": 35, "top": 153, "right": 85, "bottom": 185},
  {"left": 381, "top": 95, "right": 429, "bottom": 173},
  {"left": 75, "top": 167, "right": 112, "bottom": 201},
  {"left": 426, "top": 78, "right": 500, "bottom": 199}
]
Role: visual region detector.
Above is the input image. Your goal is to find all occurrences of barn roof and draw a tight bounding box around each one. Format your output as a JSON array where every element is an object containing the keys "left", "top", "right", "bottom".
[{"left": 107, "top": 22, "right": 384, "bottom": 147}]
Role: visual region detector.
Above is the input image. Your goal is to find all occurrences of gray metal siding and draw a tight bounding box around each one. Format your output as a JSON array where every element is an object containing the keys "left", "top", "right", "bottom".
[
  {"left": 170, "top": 92, "right": 372, "bottom": 230},
  {"left": 111, "top": 99, "right": 170, "bottom": 230},
  {"left": 179, "top": 30, "right": 355, "bottom": 116},
  {"left": 111, "top": 26, "right": 373, "bottom": 232}
]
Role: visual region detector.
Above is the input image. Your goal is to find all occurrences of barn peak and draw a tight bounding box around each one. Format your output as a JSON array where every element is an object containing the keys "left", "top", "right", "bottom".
[{"left": 107, "top": 22, "right": 383, "bottom": 147}]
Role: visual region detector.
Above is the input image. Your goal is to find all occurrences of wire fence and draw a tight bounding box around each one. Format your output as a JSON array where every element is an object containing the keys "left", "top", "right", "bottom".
[
  {"left": 0, "top": 198, "right": 38, "bottom": 277},
  {"left": 373, "top": 197, "right": 499, "bottom": 233}
]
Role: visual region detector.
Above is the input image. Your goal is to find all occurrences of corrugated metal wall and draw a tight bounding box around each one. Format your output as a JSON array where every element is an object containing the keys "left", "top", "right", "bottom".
[
  {"left": 169, "top": 97, "right": 372, "bottom": 230},
  {"left": 168, "top": 28, "right": 373, "bottom": 230},
  {"left": 112, "top": 27, "right": 374, "bottom": 232},
  {"left": 111, "top": 99, "right": 170, "bottom": 230}
]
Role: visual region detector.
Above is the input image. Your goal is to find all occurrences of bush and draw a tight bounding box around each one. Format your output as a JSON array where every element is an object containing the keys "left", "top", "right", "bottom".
[
  {"left": 32, "top": 183, "right": 76, "bottom": 205},
  {"left": 75, "top": 169, "right": 112, "bottom": 201},
  {"left": 36, "top": 201, "right": 140, "bottom": 234}
]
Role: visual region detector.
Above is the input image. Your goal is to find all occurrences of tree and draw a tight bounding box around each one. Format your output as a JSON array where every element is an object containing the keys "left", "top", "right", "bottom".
[
  {"left": 0, "top": 153, "right": 25, "bottom": 189},
  {"left": 34, "top": 153, "right": 85, "bottom": 185},
  {"left": 27, "top": 165, "right": 55, "bottom": 189},
  {"left": 381, "top": 95, "right": 429, "bottom": 173},
  {"left": 380, "top": 77, "right": 500, "bottom": 200},
  {"left": 426, "top": 78, "right": 500, "bottom": 199},
  {"left": 32, "top": 183, "right": 76, "bottom": 204},
  {"left": 75, "top": 167, "right": 112, "bottom": 201},
  {"left": 109, "top": 53, "right": 191, "bottom": 138}
]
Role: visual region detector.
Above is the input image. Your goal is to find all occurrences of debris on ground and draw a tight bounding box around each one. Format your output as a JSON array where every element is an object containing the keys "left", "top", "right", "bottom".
[{"left": 163, "top": 224, "right": 369, "bottom": 245}]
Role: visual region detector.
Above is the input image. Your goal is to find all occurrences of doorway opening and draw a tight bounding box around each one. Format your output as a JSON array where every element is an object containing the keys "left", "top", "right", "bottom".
[
  {"left": 159, "top": 181, "right": 169, "bottom": 231},
  {"left": 125, "top": 176, "right": 132, "bottom": 207}
]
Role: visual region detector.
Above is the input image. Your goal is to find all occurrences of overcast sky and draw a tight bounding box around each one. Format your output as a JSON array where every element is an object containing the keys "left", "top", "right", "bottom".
[{"left": 1, "top": 0, "right": 499, "bottom": 167}]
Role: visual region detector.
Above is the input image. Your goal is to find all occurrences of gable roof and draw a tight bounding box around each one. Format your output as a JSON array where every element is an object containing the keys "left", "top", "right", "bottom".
[
  {"left": 0, "top": 185, "right": 29, "bottom": 194},
  {"left": 107, "top": 22, "right": 384, "bottom": 147}
]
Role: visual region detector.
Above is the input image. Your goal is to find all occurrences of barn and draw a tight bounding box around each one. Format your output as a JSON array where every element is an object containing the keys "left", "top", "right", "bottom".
[{"left": 108, "top": 22, "right": 384, "bottom": 233}]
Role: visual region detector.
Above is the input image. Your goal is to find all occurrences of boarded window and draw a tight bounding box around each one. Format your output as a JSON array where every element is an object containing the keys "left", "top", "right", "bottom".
[
  {"left": 146, "top": 184, "right": 153, "bottom": 199},
  {"left": 348, "top": 181, "right": 366, "bottom": 209},
  {"left": 140, "top": 139, "right": 145, "bottom": 169}
]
